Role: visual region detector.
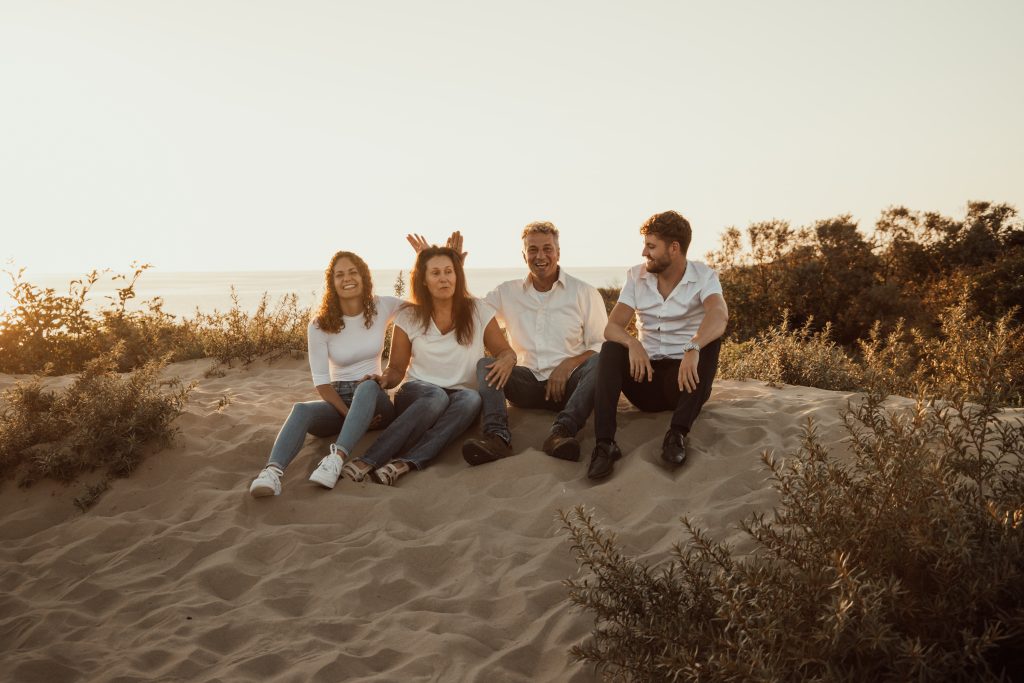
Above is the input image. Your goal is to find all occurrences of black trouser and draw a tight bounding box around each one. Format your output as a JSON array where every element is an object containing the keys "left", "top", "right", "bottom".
[{"left": 593, "top": 338, "right": 721, "bottom": 442}]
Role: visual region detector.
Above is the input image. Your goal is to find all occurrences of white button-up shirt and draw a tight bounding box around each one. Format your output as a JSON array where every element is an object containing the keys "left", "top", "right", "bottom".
[
  {"left": 617, "top": 260, "right": 722, "bottom": 360},
  {"left": 484, "top": 268, "right": 608, "bottom": 380}
]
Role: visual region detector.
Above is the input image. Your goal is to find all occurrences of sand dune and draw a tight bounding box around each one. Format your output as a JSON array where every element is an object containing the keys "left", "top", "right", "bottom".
[{"left": 1, "top": 357, "right": 859, "bottom": 682}]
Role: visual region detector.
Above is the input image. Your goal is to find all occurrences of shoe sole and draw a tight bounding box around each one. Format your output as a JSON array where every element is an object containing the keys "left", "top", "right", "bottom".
[
  {"left": 250, "top": 484, "right": 278, "bottom": 497},
  {"left": 462, "top": 444, "right": 506, "bottom": 466},
  {"left": 544, "top": 440, "right": 580, "bottom": 462},
  {"left": 308, "top": 473, "right": 339, "bottom": 489}
]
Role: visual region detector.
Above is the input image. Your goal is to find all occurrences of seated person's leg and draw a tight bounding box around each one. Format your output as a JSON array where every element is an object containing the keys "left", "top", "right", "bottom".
[
  {"left": 252, "top": 399, "right": 343, "bottom": 496},
  {"left": 668, "top": 338, "right": 721, "bottom": 436},
  {"left": 403, "top": 388, "right": 483, "bottom": 470},
  {"left": 592, "top": 341, "right": 631, "bottom": 444},
  {"left": 356, "top": 381, "right": 448, "bottom": 472},
  {"left": 588, "top": 342, "right": 636, "bottom": 479},
  {"left": 463, "top": 359, "right": 541, "bottom": 465},
  {"left": 660, "top": 339, "right": 722, "bottom": 466},
  {"left": 475, "top": 357, "right": 544, "bottom": 443},
  {"left": 555, "top": 353, "right": 600, "bottom": 435}
]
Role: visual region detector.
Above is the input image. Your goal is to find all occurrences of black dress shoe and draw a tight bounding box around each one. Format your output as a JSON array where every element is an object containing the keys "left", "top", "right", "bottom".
[
  {"left": 542, "top": 424, "right": 580, "bottom": 461},
  {"left": 462, "top": 433, "right": 513, "bottom": 466},
  {"left": 660, "top": 428, "right": 687, "bottom": 466},
  {"left": 587, "top": 440, "right": 622, "bottom": 480}
]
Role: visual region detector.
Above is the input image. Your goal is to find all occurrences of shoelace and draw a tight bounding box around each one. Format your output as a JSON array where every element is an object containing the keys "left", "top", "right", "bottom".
[{"left": 324, "top": 444, "right": 344, "bottom": 473}]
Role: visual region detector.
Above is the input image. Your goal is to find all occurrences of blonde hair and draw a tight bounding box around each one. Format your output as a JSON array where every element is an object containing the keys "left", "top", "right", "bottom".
[{"left": 521, "top": 221, "right": 559, "bottom": 242}]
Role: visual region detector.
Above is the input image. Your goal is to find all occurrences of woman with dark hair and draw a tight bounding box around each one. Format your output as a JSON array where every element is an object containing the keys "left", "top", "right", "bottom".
[
  {"left": 249, "top": 250, "right": 402, "bottom": 497},
  {"left": 341, "top": 245, "right": 516, "bottom": 486}
]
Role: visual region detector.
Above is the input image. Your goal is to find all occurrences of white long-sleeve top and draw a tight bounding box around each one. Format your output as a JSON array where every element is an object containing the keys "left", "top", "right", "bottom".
[{"left": 307, "top": 296, "right": 404, "bottom": 385}]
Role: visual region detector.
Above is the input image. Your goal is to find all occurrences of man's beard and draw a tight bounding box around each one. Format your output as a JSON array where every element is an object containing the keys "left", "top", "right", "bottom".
[{"left": 645, "top": 255, "right": 670, "bottom": 273}]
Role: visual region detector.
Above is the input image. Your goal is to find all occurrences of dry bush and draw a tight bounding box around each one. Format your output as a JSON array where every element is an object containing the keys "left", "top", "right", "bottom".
[
  {"left": 1, "top": 266, "right": 310, "bottom": 376},
  {"left": 718, "top": 313, "right": 860, "bottom": 391},
  {"left": 0, "top": 265, "right": 204, "bottom": 374},
  {"left": 189, "top": 288, "right": 309, "bottom": 368},
  {"left": 859, "top": 296, "right": 1024, "bottom": 406},
  {"left": 0, "top": 345, "right": 193, "bottom": 503},
  {"left": 562, "top": 314, "right": 1024, "bottom": 681}
]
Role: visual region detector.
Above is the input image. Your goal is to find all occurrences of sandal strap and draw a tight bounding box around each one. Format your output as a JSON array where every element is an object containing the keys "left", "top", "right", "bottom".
[
  {"left": 341, "top": 460, "right": 369, "bottom": 483},
  {"left": 373, "top": 462, "right": 407, "bottom": 486}
]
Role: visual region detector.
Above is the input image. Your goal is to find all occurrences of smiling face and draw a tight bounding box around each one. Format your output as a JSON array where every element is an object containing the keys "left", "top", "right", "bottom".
[
  {"left": 642, "top": 235, "right": 674, "bottom": 274},
  {"left": 332, "top": 257, "right": 363, "bottom": 303},
  {"left": 522, "top": 232, "right": 560, "bottom": 284},
  {"left": 424, "top": 255, "right": 457, "bottom": 301}
]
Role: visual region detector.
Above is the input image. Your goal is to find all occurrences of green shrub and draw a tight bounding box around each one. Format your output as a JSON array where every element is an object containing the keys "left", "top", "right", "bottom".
[
  {"left": 1, "top": 266, "right": 310, "bottom": 375},
  {"left": 562, "top": 313, "right": 1024, "bottom": 681},
  {"left": 0, "top": 345, "right": 193, "bottom": 501},
  {"left": 187, "top": 289, "right": 308, "bottom": 368},
  {"left": 859, "top": 296, "right": 1024, "bottom": 406},
  {"left": 718, "top": 313, "right": 860, "bottom": 391}
]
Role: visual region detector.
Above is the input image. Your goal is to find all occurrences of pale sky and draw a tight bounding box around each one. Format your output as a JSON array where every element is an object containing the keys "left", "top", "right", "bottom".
[{"left": 3, "top": 0, "right": 1023, "bottom": 274}]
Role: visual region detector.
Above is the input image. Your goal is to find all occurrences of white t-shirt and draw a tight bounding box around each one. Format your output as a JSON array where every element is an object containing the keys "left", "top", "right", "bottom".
[
  {"left": 484, "top": 268, "right": 607, "bottom": 380},
  {"left": 617, "top": 261, "right": 723, "bottom": 360},
  {"left": 394, "top": 300, "right": 496, "bottom": 390},
  {"left": 307, "top": 296, "right": 404, "bottom": 385}
]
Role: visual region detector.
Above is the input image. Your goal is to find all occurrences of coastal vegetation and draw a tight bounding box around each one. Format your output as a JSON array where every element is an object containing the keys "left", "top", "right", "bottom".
[
  {"left": 0, "top": 345, "right": 193, "bottom": 509},
  {"left": 562, "top": 200, "right": 1024, "bottom": 681},
  {"left": 1, "top": 201, "right": 1022, "bottom": 674}
]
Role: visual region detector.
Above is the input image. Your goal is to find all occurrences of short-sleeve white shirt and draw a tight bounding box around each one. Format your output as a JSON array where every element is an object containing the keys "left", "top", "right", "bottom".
[
  {"left": 617, "top": 261, "right": 722, "bottom": 360},
  {"left": 307, "top": 295, "right": 404, "bottom": 385},
  {"left": 484, "top": 269, "right": 608, "bottom": 380},
  {"left": 395, "top": 300, "right": 496, "bottom": 390}
]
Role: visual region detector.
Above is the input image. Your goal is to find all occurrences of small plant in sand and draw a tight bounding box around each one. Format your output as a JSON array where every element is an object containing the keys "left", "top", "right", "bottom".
[
  {"left": 718, "top": 312, "right": 860, "bottom": 392},
  {"left": 194, "top": 288, "right": 309, "bottom": 368},
  {"left": 0, "top": 344, "right": 193, "bottom": 507},
  {"left": 562, "top": 312, "right": 1024, "bottom": 681}
]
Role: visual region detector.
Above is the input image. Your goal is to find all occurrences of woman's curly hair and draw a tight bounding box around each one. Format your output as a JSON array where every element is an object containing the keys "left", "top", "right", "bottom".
[{"left": 313, "top": 251, "right": 377, "bottom": 333}]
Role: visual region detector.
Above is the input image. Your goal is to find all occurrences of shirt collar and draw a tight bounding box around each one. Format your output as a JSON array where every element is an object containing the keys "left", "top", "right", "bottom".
[{"left": 522, "top": 266, "right": 566, "bottom": 291}]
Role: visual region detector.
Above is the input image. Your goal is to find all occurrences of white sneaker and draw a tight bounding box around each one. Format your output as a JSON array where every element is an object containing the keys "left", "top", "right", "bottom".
[
  {"left": 250, "top": 465, "right": 283, "bottom": 497},
  {"left": 309, "top": 444, "right": 344, "bottom": 489}
]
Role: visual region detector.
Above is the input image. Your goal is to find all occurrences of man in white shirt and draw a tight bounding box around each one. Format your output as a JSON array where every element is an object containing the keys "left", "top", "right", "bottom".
[
  {"left": 588, "top": 210, "right": 730, "bottom": 480},
  {"left": 461, "top": 221, "right": 609, "bottom": 465}
]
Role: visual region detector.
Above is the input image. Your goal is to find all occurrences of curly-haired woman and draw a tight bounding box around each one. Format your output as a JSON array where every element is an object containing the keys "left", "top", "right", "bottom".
[{"left": 249, "top": 251, "right": 402, "bottom": 497}]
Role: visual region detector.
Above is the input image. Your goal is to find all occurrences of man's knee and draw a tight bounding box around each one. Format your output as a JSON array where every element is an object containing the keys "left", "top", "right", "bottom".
[
  {"left": 476, "top": 357, "right": 494, "bottom": 373},
  {"left": 576, "top": 353, "right": 601, "bottom": 374},
  {"left": 599, "top": 340, "right": 628, "bottom": 363}
]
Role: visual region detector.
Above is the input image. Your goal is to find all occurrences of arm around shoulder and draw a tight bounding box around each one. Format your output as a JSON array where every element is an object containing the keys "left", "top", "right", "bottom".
[{"left": 380, "top": 325, "right": 411, "bottom": 390}]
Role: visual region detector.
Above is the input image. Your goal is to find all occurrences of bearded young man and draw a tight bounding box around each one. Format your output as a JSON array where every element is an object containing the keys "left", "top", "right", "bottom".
[{"left": 587, "top": 210, "right": 729, "bottom": 480}]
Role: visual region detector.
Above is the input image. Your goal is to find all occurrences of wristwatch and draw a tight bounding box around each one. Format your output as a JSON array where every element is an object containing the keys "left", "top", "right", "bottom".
[{"left": 681, "top": 340, "right": 701, "bottom": 353}]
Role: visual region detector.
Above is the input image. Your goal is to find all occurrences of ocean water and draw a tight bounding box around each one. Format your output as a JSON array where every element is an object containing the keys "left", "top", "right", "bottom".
[{"left": 1, "top": 267, "right": 629, "bottom": 317}]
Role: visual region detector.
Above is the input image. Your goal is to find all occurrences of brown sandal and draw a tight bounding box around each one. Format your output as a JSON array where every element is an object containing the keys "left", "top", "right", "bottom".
[{"left": 372, "top": 461, "right": 409, "bottom": 486}]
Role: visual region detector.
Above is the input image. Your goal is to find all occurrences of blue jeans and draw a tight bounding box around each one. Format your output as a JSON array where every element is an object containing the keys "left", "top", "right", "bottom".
[
  {"left": 357, "top": 380, "right": 482, "bottom": 470},
  {"left": 477, "top": 354, "right": 599, "bottom": 444},
  {"left": 267, "top": 380, "right": 395, "bottom": 470}
]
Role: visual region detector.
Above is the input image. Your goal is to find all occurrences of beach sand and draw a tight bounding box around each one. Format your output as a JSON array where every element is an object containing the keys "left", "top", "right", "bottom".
[{"left": 0, "top": 357, "right": 858, "bottom": 682}]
